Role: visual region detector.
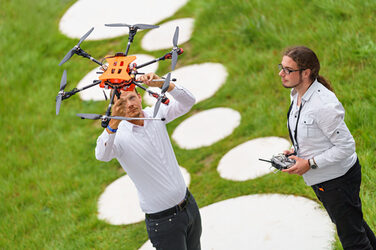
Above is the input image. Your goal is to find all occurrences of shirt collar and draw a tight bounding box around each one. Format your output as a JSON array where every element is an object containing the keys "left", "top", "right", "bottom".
[
  {"left": 302, "top": 79, "right": 320, "bottom": 102},
  {"left": 290, "top": 79, "right": 320, "bottom": 103},
  {"left": 119, "top": 110, "right": 149, "bottom": 132}
]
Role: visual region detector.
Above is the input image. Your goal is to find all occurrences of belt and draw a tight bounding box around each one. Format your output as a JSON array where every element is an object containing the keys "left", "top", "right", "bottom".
[{"left": 146, "top": 190, "right": 190, "bottom": 220}]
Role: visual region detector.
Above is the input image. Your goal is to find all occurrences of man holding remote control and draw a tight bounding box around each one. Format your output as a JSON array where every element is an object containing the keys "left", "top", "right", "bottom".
[{"left": 279, "top": 46, "right": 376, "bottom": 250}]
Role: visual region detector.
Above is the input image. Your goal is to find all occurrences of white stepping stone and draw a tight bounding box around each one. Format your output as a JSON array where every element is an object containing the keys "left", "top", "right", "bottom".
[
  {"left": 59, "top": 0, "right": 189, "bottom": 40},
  {"left": 143, "top": 63, "right": 228, "bottom": 105},
  {"left": 76, "top": 54, "right": 158, "bottom": 101},
  {"left": 217, "top": 137, "right": 291, "bottom": 181},
  {"left": 97, "top": 167, "right": 190, "bottom": 225},
  {"left": 139, "top": 194, "right": 334, "bottom": 250},
  {"left": 141, "top": 18, "right": 194, "bottom": 51},
  {"left": 172, "top": 108, "right": 241, "bottom": 149}
]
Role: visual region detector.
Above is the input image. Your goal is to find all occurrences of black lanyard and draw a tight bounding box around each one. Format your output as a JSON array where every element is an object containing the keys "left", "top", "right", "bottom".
[{"left": 287, "top": 100, "right": 303, "bottom": 154}]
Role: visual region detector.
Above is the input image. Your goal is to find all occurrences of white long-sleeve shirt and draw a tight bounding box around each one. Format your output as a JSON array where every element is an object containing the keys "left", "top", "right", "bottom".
[
  {"left": 288, "top": 79, "right": 357, "bottom": 186},
  {"left": 95, "top": 85, "right": 195, "bottom": 213}
]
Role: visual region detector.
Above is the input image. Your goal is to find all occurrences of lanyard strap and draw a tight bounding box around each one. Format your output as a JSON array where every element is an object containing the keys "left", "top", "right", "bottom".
[{"left": 287, "top": 100, "right": 303, "bottom": 153}]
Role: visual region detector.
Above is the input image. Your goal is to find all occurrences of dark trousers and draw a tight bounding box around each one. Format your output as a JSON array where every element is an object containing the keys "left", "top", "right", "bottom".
[
  {"left": 145, "top": 190, "right": 202, "bottom": 250},
  {"left": 311, "top": 159, "right": 376, "bottom": 250}
]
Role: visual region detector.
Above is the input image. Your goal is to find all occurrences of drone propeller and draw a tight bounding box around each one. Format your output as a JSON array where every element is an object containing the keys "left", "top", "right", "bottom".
[
  {"left": 77, "top": 113, "right": 165, "bottom": 121},
  {"left": 171, "top": 26, "right": 180, "bottom": 71},
  {"left": 56, "top": 70, "right": 67, "bottom": 115},
  {"left": 59, "top": 27, "right": 94, "bottom": 66},
  {"left": 105, "top": 23, "right": 159, "bottom": 55},
  {"left": 105, "top": 23, "right": 159, "bottom": 30},
  {"left": 153, "top": 73, "right": 171, "bottom": 118}
]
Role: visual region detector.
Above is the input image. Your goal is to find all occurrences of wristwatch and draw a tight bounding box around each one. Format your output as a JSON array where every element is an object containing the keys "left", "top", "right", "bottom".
[{"left": 308, "top": 158, "right": 318, "bottom": 169}]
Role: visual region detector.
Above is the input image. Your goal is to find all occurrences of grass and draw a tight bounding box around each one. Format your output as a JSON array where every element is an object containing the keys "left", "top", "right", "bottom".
[{"left": 1, "top": 0, "right": 375, "bottom": 249}]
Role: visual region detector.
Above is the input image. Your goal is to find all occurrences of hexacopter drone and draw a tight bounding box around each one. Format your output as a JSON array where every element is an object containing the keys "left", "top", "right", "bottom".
[{"left": 56, "top": 23, "right": 184, "bottom": 128}]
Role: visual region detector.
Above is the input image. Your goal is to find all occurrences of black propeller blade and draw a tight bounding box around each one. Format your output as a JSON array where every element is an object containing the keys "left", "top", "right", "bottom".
[
  {"left": 153, "top": 73, "right": 171, "bottom": 118},
  {"left": 105, "top": 23, "right": 159, "bottom": 30},
  {"left": 171, "top": 26, "right": 180, "bottom": 71},
  {"left": 59, "top": 27, "right": 94, "bottom": 66},
  {"left": 77, "top": 113, "right": 102, "bottom": 120},
  {"left": 56, "top": 70, "right": 67, "bottom": 115}
]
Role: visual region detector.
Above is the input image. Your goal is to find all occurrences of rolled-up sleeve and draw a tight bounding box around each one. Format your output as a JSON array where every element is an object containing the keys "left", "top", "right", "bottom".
[
  {"left": 313, "top": 102, "right": 356, "bottom": 168},
  {"left": 95, "top": 129, "right": 118, "bottom": 162}
]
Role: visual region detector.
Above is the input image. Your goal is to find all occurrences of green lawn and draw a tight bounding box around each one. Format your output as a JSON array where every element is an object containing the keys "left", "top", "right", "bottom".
[{"left": 1, "top": 0, "right": 375, "bottom": 249}]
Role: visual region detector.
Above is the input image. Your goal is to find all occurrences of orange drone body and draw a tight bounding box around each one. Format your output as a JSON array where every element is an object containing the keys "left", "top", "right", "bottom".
[{"left": 99, "top": 54, "right": 136, "bottom": 91}]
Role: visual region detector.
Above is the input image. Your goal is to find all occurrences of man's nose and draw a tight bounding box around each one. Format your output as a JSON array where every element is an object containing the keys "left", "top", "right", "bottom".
[{"left": 126, "top": 100, "right": 136, "bottom": 108}]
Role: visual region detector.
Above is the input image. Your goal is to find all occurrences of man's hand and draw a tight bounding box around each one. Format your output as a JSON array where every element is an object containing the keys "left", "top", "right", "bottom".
[
  {"left": 137, "top": 73, "right": 162, "bottom": 87},
  {"left": 107, "top": 98, "right": 127, "bottom": 132},
  {"left": 112, "top": 98, "right": 127, "bottom": 117},
  {"left": 137, "top": 72, "right": 175, "bottom": 91},
  {"left": 282, "top": 155, "right": 310, "bottom": 175},
  {"left": 283, "top": 148, "right": 295, "bottom": 156}
]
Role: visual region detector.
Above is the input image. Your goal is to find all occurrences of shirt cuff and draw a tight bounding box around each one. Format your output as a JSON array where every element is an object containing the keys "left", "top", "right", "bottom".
[
  {"left": 313, "top": 155, "right": 326, "bottom": 169},
  {"left": 102, "top": 128, "right": 117, "bottom": 141}
]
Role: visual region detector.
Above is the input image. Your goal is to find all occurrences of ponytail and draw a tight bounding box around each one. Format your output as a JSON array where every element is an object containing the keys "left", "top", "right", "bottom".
[{"left": 317, "top": 75, "right": 334, "bottom": 92}]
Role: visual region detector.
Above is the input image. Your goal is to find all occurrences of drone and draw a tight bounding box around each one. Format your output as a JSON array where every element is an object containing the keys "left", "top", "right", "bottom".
[{"left": 56, "top": 23, "right": 184, "bottom": 128}]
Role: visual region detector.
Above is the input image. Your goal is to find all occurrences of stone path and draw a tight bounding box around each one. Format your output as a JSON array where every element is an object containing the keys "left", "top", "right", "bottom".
[{"left": 59, "top": 1, "right": 335, "bottom": 249}]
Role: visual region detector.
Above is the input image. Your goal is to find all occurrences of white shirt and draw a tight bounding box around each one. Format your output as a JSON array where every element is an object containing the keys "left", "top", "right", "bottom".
[
  {"left": 95, "top": 85, "right": 195, "bottom": 213},
  {"left": 288, "top": 79, "right": 357, "bottom": 186}
]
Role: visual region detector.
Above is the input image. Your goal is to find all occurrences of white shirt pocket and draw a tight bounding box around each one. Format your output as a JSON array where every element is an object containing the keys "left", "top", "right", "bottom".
[{"left": 300, "top": 116, "right": 321, "bottom": 138}]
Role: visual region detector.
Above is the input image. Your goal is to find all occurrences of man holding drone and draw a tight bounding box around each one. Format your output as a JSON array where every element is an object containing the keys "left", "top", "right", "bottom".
[{"left": 95, "top": 72, "right": 202, "bottom": 250}]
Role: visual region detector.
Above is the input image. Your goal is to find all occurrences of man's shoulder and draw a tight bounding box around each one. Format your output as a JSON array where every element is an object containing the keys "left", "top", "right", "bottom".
[{"left": 312, "top": 85, "right": 338, "bottom": 105}]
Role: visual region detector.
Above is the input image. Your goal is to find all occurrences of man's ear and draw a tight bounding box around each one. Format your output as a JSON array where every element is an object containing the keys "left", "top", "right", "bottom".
[{"left": 303, "top": 68, "right": 311, "bottom": 80}]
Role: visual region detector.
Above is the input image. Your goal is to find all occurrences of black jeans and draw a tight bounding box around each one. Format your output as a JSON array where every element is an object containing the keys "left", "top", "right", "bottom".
[
  {"left": 312, "top": 159, "right": 376, "bottom": 250},
  {"left": 145, "top": 190, "right": 202, "bottom": 250}
]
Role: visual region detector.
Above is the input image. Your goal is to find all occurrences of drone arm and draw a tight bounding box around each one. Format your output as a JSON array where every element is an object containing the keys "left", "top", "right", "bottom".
[
  {"left": 125, "top": 28, "right": 138, "bottom": 55},
  {"left": 135, "top": 57, "right": 162, "bottom": 70},
  {"left": 80, "top": 80, "right": 102, "bottom": 91},
  {"left": 124, "top": 41, "right": 131, "bottom": 56},
  {"left": 101, "top": 88, "right": 120, "bottom": 128},
  {"left": 132, "top": 80, "right": 151, "bottom": 92},
  {"left": 62, "top": 80, "right": 101, "bottom": 100},
  {"left": 76, "top": 48, "right": 103, "bottom": 66},
  {"left": 135, "top": 48, "right": 183, "bottom": 70},
  {"left": 133, "top": 80, "right": 170, "bottom": 104}
]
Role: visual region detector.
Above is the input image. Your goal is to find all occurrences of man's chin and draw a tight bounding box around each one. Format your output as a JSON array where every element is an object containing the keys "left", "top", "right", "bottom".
[{"left": 282, "top": 82, "right": 292, "bottom": 89}]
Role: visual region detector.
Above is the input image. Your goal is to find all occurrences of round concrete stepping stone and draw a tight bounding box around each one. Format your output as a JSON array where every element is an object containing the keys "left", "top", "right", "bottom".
[
  {"left": 217, "top": 137, "right": 291, "bottom": 181},
  {"left": 97, "top": 167, "right": 190, "bottom": 225},
  {"left": 76, "top": 54, "right": 158, "bottom": 101},
  {"left": 139, "top": 194, "right": 334, "bottom": 250},
  {"left": 172, "top": 108, "right": 241, "bottom": 149},
  {"left": 59, "top": 0, "right": 189, "bottom": 40},
  {"left": 143, "top": 63, "right": 228, "bottom": 105},
  {"left": 141, "top": 18, "right": 194, "bottom": 51}
]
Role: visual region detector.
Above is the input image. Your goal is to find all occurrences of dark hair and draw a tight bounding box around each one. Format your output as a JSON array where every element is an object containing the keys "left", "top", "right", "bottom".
[{"left": 283, "top": 46, "right": 334, "bottom": 92}]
